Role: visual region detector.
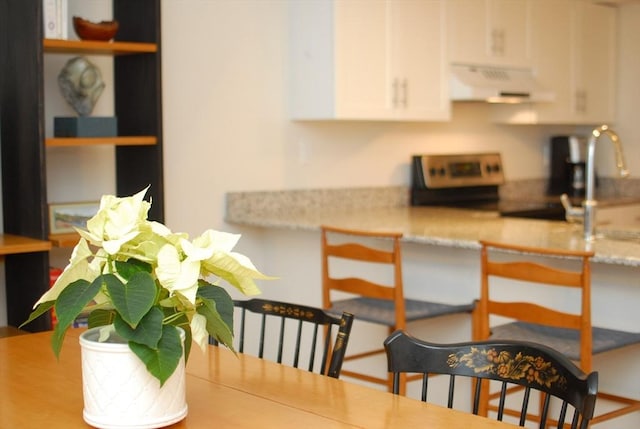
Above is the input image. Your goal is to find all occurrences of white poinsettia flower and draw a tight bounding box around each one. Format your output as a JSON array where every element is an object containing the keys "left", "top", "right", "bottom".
[
  {"left": 194, "top": 230, "right": 241, "bottom": 253},
  {"left": 34, "top": 239, "right": 98, "bottom": 307},
  {"left": 149, "top": 220, "right": 173, "bottom": 237},
  {"left": 202, "top": 251, "right": 272, "bottom": 296},
  {"left": 156, "top": 244, "right": 201, "bottom": 304},
  {"left": 181, "top": 237, "right": 214, "bottom": 261},
  {"left": 26, "top": 186, "right": 273, "bottom": 387},
  {"left": 102, "top": 230, "right": 141, "bottom": 255},
  {"left": 82, "top": 187, "right": 151, "bottom": 254},
  {"left": 190, "top": 313, "right": 209, "bottom": 351}
]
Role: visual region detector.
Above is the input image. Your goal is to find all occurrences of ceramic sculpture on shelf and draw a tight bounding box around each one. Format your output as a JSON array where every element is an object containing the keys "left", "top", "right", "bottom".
[{"left": 58, "top": 56, "right": 105, "bottom": 116}]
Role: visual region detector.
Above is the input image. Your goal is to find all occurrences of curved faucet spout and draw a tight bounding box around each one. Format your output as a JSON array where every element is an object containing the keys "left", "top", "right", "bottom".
[{"left": 583, "top": 125, "right": 630, "bottom": 240}]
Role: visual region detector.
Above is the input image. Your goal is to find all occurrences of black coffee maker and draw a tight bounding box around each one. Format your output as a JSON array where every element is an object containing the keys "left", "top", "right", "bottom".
[{"left": 547, "top": 135, "right": 596, "bottom": 197}]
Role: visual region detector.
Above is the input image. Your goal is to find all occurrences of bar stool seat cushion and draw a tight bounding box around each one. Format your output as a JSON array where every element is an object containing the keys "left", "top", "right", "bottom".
[
  {"left": 490, "top": 321, "right": 640, "bottom": 361},
  {"left": 329, "top": 297, "right": 475, "bottom": 327}
]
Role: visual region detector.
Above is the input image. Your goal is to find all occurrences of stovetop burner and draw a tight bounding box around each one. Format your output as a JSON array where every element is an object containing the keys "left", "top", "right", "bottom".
[
  {"left": 436, "top": 199, "right": 566, "bottom": 221},
  {"left": 410, "top": 153, "right": 566, "bottom": 221}
]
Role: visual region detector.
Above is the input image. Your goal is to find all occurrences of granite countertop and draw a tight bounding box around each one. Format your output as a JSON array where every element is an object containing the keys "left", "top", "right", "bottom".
[{"left": 225, "top": 185, "right": 640, "bottom": 267}]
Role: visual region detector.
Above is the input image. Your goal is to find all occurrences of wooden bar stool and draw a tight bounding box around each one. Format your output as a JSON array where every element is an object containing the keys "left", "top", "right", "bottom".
[
  {"left": 321, "top": 225, "right": 476, "bottom": 393},
  {"left": 475, "top": 239, "right": 640, "bottom": 425}
]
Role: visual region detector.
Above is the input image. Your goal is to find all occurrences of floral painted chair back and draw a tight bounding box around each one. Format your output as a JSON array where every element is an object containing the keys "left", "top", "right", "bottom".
[{"left": 384, "top": 330, "right": 598, "bottom": 429}]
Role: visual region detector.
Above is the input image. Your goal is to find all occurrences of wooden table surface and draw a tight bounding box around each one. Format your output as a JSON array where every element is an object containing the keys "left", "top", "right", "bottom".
[{"left": 0, "top": 329, "right": 517, "bottom": 428}]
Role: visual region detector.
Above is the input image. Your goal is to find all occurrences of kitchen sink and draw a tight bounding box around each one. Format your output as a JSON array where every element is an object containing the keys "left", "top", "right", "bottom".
[{"left": 596, "top": 228, "right": 640, "bottom": 242}]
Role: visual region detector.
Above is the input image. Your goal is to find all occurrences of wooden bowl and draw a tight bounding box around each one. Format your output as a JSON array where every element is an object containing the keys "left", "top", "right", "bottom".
[{"left": 73, "top": 16, "right": 119, "bottom": 41}]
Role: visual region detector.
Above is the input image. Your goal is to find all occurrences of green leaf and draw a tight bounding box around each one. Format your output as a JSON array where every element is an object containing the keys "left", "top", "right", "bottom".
[
  {"left": 88, "top": 309, "right": 116, "bottom": 328},
  {"left": 20, "top": 301, "right": 55, "bottom": 329},
  {"left": 51, "top": 278, "right": 101, "bottom": 358},
  {"left": 105, "top": 272, "right": 156, "bottom": 328},
  {"left": 115, "top": 259, "right": 152, "bottom": 281},
  {"left": 113, "top": 307, "right": 163, "bottom": 349},
  {"left": 162, "top": 310, "right": 192, "bottom": 361},
  {"left": 129, "top": 324, "right": 183, "bottom": 386},
  {"left": 196, "top": 282, "right": 234, "bottom": 350}
]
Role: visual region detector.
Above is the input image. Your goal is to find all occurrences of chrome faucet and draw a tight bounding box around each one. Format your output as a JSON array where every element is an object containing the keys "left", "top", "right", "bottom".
[{"left": 560, "top": 125, "right": 630, "bottom": 241}]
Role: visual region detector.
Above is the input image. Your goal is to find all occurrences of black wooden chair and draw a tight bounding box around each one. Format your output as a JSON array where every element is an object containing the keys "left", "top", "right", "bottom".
[
  {"left": 384, "top": 330, "right": 598, "bottom": 429},
  {"left": 210, "top": 298, "right": 354, "bottom": 378}
]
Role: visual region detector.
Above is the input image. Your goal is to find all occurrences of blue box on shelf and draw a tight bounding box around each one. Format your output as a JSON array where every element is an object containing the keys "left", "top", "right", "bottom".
[{"left": 54, "top": 116, "right": 118, "bottom": 137}]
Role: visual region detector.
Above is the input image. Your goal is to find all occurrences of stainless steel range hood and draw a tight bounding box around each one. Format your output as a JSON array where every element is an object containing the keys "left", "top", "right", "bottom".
[{"left": 450, "top": 63, "right": 555, "bottom": 103}]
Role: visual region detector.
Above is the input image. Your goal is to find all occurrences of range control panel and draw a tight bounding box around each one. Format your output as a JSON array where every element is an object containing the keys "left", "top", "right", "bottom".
[{"left": 412, "top": 153, "right": 505, "bottom": 189}]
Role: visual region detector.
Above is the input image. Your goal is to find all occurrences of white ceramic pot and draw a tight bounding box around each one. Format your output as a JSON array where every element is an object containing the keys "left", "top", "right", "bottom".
[{"left": 79, "top": 327, "right": 188, "bottom": 429}]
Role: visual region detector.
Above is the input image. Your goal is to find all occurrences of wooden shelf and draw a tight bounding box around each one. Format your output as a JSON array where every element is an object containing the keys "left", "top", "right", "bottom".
[
  {"left": 49, "top": 233, "right": 80, "bottom": 248},
  {"left": 43, "top": 38, "right": 156, "bottom": 55},
  {"left": 46, "top": 136, "right": 156, "bottom": 147},
  {"left": 0, "top": 234, "right": 52, "bottom": 256}
]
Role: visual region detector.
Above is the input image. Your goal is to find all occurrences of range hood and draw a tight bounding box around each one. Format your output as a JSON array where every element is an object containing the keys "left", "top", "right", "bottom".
[{"left": 450, "top": 63, "right": 555, "bottom": 103}]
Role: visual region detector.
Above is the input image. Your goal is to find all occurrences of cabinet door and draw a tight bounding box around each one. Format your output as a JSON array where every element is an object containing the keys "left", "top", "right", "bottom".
[
  {"left": 447, "top": 0, "right": 488, "bottom": 64},
  {"left": 290, "top": 0, "right": 448, "bottom": 121},
  {"left": 491, "top": 0, "right": 616, "bottom": 125},
  {"left": 492, "top": 0, "right": 572, "bottom": 123},
  {"left": 390, "top": 0, "right": 449, "bottom": 121},
  {"left": 489, "top": 0, "right": 531, "bottom": 67},
  {"left": 574, "top": 1, "right": 616, "bottom": 124},
  {"left": 333, "top": 0, "right": 391, "bottom": 119},
  {"left": 447, "top": 0, "right": 530, "bottom": 68}
]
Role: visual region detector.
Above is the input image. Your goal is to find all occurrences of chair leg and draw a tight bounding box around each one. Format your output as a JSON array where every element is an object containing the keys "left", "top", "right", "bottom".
[
  {"left": 395, "top": 372, "right": 407, "bottom": 395},
  {"left": 477, "top": 378, "right": 490, "bottom": 417},
  {"left": 589, "top": 391, "right": 640, "bottom": 425}
]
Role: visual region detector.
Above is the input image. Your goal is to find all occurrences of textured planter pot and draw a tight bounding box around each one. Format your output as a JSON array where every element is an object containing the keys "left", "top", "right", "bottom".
[{"left": 79, "top": 327, "right": 188, "bottom": 429}]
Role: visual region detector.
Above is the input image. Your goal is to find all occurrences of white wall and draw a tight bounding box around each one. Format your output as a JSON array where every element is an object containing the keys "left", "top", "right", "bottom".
[{"left": 2, "top": 0, "right": 639, "bottom": 330}]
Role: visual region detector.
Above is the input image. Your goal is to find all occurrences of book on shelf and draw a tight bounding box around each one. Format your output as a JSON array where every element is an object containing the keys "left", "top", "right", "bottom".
[{"left": 42, "top": 0, "right": 68, "bottom": 39}]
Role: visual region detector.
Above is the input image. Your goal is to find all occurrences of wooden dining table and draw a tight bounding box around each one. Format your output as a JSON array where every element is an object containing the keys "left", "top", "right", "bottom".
[{"left": 0, "top": 328, "right": 517, "bottom": 428}]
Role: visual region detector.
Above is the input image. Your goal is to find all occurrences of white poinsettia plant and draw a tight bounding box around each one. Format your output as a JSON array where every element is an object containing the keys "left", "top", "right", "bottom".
[{"left": 22, "top": 187, "right": 271, "bottom": 386}]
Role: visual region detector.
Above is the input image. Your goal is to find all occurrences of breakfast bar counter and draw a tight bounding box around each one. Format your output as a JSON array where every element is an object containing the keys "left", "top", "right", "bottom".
[{"left": 226, "top": 190, "right": 640, "bottom": 267}]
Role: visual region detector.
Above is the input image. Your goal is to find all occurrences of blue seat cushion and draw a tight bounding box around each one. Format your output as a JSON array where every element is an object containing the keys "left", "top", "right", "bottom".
[
  {"left": 490, "top": 321, "right": 640, "bottom": 361},
  {"left": 328, "top": 297, "right": 475, "bottom": 327}
]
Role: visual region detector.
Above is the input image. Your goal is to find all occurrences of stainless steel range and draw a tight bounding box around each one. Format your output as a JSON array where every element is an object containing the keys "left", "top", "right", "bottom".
[{"left": 411, "top": 153, "right": 565, "bottom": 220}]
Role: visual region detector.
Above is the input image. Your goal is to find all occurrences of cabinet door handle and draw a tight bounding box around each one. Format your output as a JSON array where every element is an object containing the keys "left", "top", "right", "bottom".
[
  {"left": 392, "top": 78, "right": 399, "bottom": 108},
  {"left": 491, "top": 28, "right": 504, "bottom": 56},
  {"left": 575, "top": 89, "right": 587, "bottom": 114},
  {"left": 401, "top": 78, "right": 408, "bottom": 108}
]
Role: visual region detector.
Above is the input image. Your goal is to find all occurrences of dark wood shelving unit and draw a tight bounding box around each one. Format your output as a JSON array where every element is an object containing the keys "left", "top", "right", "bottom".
[{"left": 0, "top": 0, "right": 163, "bottom": 330}]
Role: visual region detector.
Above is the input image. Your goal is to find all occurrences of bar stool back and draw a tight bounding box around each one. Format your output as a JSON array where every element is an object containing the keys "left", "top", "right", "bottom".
[
  {"left": 321, "top": 225, "right": 475, "bottom": 393},
  {"left": 476, "top": 239, "right": 640, "bottom": 425}
]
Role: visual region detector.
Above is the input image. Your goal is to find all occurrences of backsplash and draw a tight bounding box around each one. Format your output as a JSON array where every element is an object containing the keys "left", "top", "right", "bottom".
[
  {"left": 225, "top": 186, "right": 409, "bottom": 222},
  {"left": 226, "top": 178, "right": 640, "bottom": 223}
]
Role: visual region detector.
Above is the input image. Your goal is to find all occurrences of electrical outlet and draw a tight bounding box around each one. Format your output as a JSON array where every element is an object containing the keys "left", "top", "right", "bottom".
[{"left": 298, "top": 139, "right": 311, "bottom": 165}]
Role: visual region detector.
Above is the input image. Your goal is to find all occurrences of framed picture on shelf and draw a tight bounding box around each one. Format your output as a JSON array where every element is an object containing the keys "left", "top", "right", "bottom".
[{"left": 49, "top": 201, "right": 100, "bottom": 234}]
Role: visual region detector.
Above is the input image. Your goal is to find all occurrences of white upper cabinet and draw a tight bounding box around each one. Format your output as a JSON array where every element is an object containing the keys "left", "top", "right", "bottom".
[
  {"left": 492, "top": 0, "right": 617, "bottom": 124},
  {"left": 574, "top": 1, "right": 617, "bottom": 123},
  {"left": 289, "top": 0, "right": 450, "bottom": 121},
  {"left": 447, "top": 0, "right": 531, "bottom": 68}
]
